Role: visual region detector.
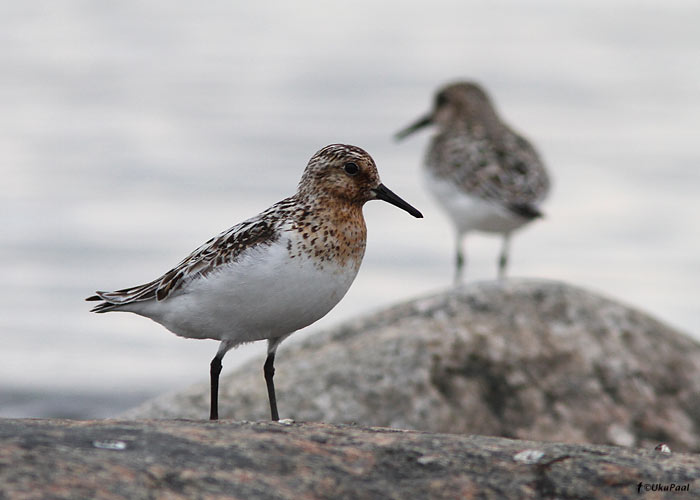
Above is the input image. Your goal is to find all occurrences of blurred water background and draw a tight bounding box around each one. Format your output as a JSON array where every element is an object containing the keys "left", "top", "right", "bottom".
[{"left": 1, "top": 1, "right": 699, "bottom": 418}]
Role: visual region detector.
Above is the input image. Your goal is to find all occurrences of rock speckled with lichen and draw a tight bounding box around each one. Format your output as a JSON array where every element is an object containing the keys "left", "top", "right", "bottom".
[
  {"left": 125, "top": 279, "right": 700, "bottom": 452},
  {"left": 1, "top": 419, "right": 699, "bottom": 500}
]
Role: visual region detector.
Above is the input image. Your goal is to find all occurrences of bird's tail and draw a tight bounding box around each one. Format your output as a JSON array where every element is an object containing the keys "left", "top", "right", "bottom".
[
  {"left": 508, "top": 203, "right": 543, "bottom": 220},
  {"left": 85, "top": 292, "right": 123, "bottom": 313},
  {"left": 86, "top": 278, "right": 159, "bottom": 313}
]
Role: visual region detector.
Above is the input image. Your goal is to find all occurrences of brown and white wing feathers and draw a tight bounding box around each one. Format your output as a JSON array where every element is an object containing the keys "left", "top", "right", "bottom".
[{"left": 86, "top": 198, "right": 296, "bottom": 312}]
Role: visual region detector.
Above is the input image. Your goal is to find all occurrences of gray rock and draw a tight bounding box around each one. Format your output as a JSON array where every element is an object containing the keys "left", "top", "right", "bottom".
[
  {"left": 1, "top": 418, "right": 698, "bottom": 500},
  {"left": 125, "top": 279, "right": 700, "bottom": 452}
]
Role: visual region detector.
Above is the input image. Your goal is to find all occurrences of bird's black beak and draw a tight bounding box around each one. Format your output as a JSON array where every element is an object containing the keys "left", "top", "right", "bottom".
[
  {"left": 372, "top": 183, "right": 423, "bottom": 218},
  {"left": 394, "top": 114, "right": 433, "bottom": 141}
]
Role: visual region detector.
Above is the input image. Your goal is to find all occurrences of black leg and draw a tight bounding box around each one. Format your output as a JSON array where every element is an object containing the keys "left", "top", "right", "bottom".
[
  {"left": 264, "top": 351, "right": 279, "bottom": 421},
  {"left": 210, "top": 354, "right": 223, "bottom": 420}
]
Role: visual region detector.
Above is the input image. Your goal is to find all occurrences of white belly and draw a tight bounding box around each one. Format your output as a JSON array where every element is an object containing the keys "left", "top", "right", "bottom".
[
  {"left": 423, "top": 173, "right": 530, "bottom": 235},
  {"left": 131, "top": 238, "right": 361, "bottom": 345}
]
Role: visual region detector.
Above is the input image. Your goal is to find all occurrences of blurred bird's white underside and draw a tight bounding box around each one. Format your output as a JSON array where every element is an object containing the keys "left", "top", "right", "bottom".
[
  {"left": 424, "top": 172, "right": 533, "bottom": 236},
  {"left": 116, "top": 235, "right": 360, "bottom": 345}
]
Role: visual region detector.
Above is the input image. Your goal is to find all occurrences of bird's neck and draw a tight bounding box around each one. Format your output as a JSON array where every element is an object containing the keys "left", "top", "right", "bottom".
[{"left": 287, "top": 193, "right": 367, "bottom": 269}]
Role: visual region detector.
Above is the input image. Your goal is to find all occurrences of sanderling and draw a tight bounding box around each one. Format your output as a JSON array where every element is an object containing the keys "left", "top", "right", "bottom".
[
  {"left": 87, "top": 144, "right": 422, "bottom": 421},
  {"left": 396, "top": 81, "right": 550, "bottom": 283}
]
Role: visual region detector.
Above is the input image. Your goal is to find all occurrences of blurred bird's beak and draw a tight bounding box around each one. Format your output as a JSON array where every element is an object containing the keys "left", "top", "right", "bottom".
[
  {"left": 394, "top": 114, "right": 433, "bottom": 140},
  {"left": 372, "top": 184, "right": 423, "bottom": 218}
]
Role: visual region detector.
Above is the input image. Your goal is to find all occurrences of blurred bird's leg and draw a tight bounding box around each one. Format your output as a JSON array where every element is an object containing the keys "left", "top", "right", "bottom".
[
  {"left": 498, "top": 233, "right": 512, "bottom": 280},
  {"left": 454, "top": 235, "right": 466, "bottom": 285}
]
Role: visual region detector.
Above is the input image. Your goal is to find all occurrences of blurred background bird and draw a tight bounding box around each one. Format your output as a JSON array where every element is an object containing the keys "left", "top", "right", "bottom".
[{"left": 396, "top": 81, "right": 551, "bottom": 283}]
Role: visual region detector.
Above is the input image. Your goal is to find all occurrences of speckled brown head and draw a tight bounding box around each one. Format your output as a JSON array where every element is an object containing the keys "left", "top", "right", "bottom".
[
  {"left": 395, "top": 81, "right": 500, "bottom": 139},
  {"left": 297, "top": 144, "right": 423, "bottom": 218}
]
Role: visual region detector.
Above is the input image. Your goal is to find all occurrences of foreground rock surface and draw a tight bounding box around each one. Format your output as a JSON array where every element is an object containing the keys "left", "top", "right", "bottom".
[
  {"left": 126, "top": 280, "right": 700, "bottom": 452},
  {"left": 1, "top": 418, "right": 698, "bottom": 500}
]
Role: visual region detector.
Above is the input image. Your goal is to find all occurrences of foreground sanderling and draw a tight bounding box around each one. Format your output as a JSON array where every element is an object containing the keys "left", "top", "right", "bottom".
[
  {"left": 87, "top": 144, "right": 422, "bottom": 420},
  {"left": 396, "top": 81, "right": 550, "bottom": 283}
]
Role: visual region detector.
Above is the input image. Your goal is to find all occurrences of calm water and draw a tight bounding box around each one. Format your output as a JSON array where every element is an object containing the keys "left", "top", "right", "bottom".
[{"left": 1, "top": 1, "right": 699, "bottom": 418}]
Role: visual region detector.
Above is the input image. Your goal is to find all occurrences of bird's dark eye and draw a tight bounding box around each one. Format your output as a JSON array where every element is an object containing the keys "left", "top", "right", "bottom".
[
  {"left": 343, "top": 162, "right": 359, "bottom": 176},
  {"left": 436, "top": 92, "right": 448, "bottom": 107}
]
